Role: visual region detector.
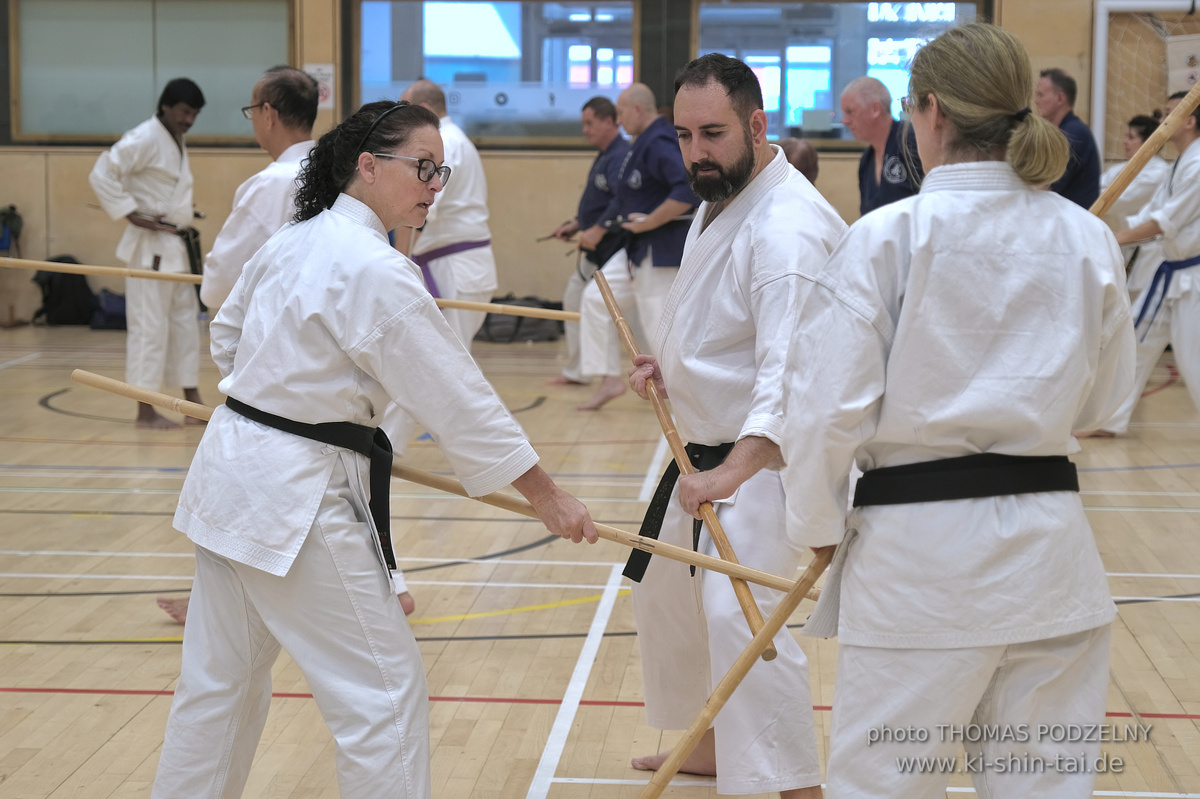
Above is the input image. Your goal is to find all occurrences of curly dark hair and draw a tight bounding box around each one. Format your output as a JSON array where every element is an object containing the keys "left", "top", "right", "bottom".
[{"left": 293, "top": 100, "right": 441, "bottom": 223}]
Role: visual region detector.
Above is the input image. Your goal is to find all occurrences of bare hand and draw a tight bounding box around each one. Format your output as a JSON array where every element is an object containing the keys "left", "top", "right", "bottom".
[
  {"left": 628, "top": 354, "right": 667, "bottom": 400},
  {"left": 126, "top": 212, "right": 178, "bottom": 232},
  {"left": 620, "top": 213, "right": 650, "bottom": 234},
  {"left": 534, "top": 486, "right": 598, "bottom": 544},
  {"left": 551, "top": 219, "right": 580, "bottom": 242},
  {"left": 577, "top": 225, "right": 605, "bottom": 251},
  {"left": 677, "top": 467, "right": 741, "bottom": 520}
]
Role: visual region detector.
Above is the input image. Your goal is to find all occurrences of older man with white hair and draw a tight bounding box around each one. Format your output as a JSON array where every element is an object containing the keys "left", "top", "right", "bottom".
[{"left": 839, "top": 76, "right": 923, "bottom": 216}]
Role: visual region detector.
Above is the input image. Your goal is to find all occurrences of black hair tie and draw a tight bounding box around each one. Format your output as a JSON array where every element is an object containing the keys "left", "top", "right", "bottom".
[{"left": 1012, "top": 107, "right": 1032, "bottom": 122}]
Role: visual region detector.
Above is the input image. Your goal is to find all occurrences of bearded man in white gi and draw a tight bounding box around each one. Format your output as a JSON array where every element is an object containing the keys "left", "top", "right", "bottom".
[
  {"left": 625, "top": 54, "right": 845, "bottom": 798},
  {"left": 399, "top": 79, "right": 497, "bottom": 349},
  {"left": 199, "top": 66, "right": 318, "bottom": 311},
  {"left": 90, "top": 78, "right": 206, "bottom": 429},
  {"left": 1080, "top": 91, "right": 1200, "bottom": 437}
]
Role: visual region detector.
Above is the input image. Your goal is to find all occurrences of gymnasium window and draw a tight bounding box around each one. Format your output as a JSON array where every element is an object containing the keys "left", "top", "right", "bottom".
[
  {"left": 358, "top": 0, "right": 635, "bottom": 142},
  {"left": 697, "top": 1, "right": 978, "bottom": 140},
  {"left": 10, "top": 0, "right": 291, "bottom": 143}
]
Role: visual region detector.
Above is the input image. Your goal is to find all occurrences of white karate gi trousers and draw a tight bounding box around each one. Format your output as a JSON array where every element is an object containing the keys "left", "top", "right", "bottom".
[
  {"left": 1101, "top": 287, "right": 1200, "bottom": 433},
  {"left": 579, "top": 250, "right": 656, "bottom": 377},
  {"left": 826, "top": 624, "right": 1111, "bottom": 799},
  {"left": 124, "top": 275, "right": 200, "bottom": 391},
  {"left": 427, "top": 248, "right": 494, "bottom": 350},
  {"left": 153, "top": 457, "right": 430, "bottom": 799},
  {"left": 632, "top": 468, "right": 822, "bottom": 795},
  {"left": 629, "top": 250, "right": 678, "bottom": 352},
  {"left": 560, "top": 254, "right": 589, "bottom": 382}
]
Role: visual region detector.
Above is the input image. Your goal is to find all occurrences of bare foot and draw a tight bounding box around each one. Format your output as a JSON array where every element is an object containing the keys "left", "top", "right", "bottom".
[
  {"left": 157, "top": 596, "right": 189, "bottom": 624},
  {"left": 398, "top": 591, "right": 416, "bottom": 615},
  {"left": 547, "top": 375, "right": 587, "bottom": 386},
  {"left": 1074, "top": 429, "right": 1116, "bottom": 439},
  {"left": 577, "top": 375, "right": 626, "bottom": 410},
  {"left": 137, "top": 403, "right": 181, "bottom": 429},
  {"left": 631, "top": 728, "right": 717, "bottom": 776}
]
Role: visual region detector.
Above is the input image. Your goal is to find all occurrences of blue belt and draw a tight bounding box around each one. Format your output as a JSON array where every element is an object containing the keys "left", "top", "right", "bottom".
[{"left": 1135, "top": 253, "right": 1200, "bottom": 337}]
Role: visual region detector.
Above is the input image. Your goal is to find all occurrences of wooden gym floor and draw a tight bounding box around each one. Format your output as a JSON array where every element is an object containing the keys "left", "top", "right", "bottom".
[{"left": 1, "top": 324, "right": 1199, "bottom": 798}]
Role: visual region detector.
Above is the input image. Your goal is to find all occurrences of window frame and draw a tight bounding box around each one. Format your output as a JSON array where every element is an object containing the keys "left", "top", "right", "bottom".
[{"left": 8, "top": 0, "right": 297, "bottom": 146}]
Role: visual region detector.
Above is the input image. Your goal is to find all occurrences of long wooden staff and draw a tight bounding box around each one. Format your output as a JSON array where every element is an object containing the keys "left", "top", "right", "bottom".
[
  {"left": 592, "top": 270, "right": 777, "bottom": 661},
  {"left": 67, "top": 369, "right": 819, "bottom": 599},
  {"left": 2, "top": 256, "right": 581, "bottom": 323},
  {"left": 1091, "top": 79, "right": 1200, "bottom": 219},
  {"left": 639, "top": 546, "right": 833, "bottom": 799}
]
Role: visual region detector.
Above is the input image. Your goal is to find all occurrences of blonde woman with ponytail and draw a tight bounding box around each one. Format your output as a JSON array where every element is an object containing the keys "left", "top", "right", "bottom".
[{"left": 780, "top": 24, "right": 1135, "bottom": 799}]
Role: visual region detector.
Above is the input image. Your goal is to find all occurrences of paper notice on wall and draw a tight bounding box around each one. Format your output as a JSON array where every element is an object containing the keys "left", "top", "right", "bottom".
[
  {"left": 1167, "top": 35, "right": 1200, "bottom": 96},
  {"left": 305, "top": 64, "right": 336, "bottom": 110}
]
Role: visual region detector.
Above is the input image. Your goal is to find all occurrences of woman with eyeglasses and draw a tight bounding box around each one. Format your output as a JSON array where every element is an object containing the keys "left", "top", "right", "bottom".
[
  {"left": 780, "top": 24, "right": 1134, "bottom": 799},
  {"left": 152, "top": 100, "right": 597, "bottom": 799}
]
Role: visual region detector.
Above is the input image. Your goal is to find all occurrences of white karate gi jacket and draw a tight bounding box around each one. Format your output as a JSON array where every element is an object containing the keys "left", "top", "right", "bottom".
[
  {"left": 200, "top": 140, "right": 315, "bottom": 308},
  {"left": 1127, "top": 142, "right": 1200, "bottom": 297},
  {"left": 412, "top": 116, "right": 497, "bottom": 293},
  {"left": 657, "top": 146, "right": 847, "bottom": 446},
  {"left": 175, "top": 194, "right": 537, "bottom": 576},
  {"left": 1100, "top": 155, "right": 1169, "bottom": 231},
  {"left": 783, "top": 162, "right": 1135, "bottom": 648},
  {"left": 89, "top": 116, "right": 193, "bottom": 272}
]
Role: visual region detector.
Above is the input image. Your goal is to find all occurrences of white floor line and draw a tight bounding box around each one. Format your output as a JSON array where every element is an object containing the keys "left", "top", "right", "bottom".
[
  {"left": 1084, "top": 506, "right": 1200, "bottom": 513},
  {"left": 0, "top": 573, "right": 193, "bottom": 581},
  {"left": 638, "top": 435, "right": 670, "bottom": 503},
  {"left": 0, "top": 572, "right": 620, "bottom": 591},
  {"left": 1107, "top": 572, "right": 1200, "bottom": 579},
  {"left": 526, "top": 563, "right": 624, "bottom": 799},
  {"left": 1082, "top": 490, "right": 1200, "bottom": 498},
  {"left": 1115, "top": 596, "right": 1200, "bottom": 603},
  {"left": 405, "top": 579, "right": 616, "bottom": 590},
  {"left": 0, "top": 550, "right": 194, "bottom": 558},
  {"left": 0, "top": 353, "right": 40, "bottom": 370},
  {"left": 0, "top": 486, "right": 643, "bottom": 503}
]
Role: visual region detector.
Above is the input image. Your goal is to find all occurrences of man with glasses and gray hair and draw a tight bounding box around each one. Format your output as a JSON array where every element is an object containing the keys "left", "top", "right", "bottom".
[
  {"left": 840, "top": 75, "right": 923, "bottom": 216},
  {"left": 400, "top": 79, "right": 497, "bottom": 349}
]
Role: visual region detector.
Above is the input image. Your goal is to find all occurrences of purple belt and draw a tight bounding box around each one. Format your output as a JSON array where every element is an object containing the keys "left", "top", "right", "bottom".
[{"left": 411, "top": 239, "right": 491, "bottom": 298}]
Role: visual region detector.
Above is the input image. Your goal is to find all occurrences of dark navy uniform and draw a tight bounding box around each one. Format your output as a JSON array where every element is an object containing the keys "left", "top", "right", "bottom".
[
  {"left": 1051, "top": 111, "right": 1101, "bottom": 208},
  {"left": 579, "top": 135, "right": 631, "bottom": 229},
  {"left": 601, "top": 114, "right": 699, "bottom": 266},
  {"left": 858, "top": 119, "right": 924, "bottom": 216}
]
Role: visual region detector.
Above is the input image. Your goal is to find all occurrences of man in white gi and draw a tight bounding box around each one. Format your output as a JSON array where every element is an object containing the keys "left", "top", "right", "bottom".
[
  {"left": 199, "top": 66, "right": 318, "bottom": 310},
  {"left": 1080, "top": 91, "right": 1200, "bottom": 437},
  {"left": 576, "top": 82, "right": 699, "bottom": 410},
  {"left": 399, "top": 79, "right": 497, "bottom": 349},
  {"left": 625, "top": 54, "right": 845, "bottom": 797},
  {"left": 90, "top": 78, "right": 206, "bottom": 429}
]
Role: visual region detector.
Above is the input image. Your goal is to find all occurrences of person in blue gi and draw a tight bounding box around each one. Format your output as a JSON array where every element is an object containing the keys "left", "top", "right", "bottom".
[
  {"left": 1034, "top": 68, "right": 1101, "bottom": 208},
  {"left": 547, "top": 96, "right": 633, "bottom": 387},
  {"left": 840, "top": 76, "right": 923, "bottom": 217},
  {"left": 577, "top": 82, "right": 700, "bottom": 410}
]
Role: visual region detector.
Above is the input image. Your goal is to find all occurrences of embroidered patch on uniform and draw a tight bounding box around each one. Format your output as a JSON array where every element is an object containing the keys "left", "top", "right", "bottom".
[
  {"left": 628, "top": 169, "right": 642, "bottom": 189},
  {"left": 596, "top": 173, "right": 609, "bottom": 191},
  {"left": 883, "top": 155, "right": 908, "bottom": 184}
]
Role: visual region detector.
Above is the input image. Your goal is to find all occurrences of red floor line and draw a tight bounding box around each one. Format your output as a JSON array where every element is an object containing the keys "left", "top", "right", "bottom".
[{"left": 0, "top": 687, "right": 1196, "bottom": 719}]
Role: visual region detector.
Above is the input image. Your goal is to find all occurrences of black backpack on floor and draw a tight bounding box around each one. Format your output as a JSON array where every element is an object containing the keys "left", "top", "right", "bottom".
[
  {"left": 474, "top": 295, "right": 563, "bottom": 343},
  {"left": 32, "top": 256, "right": 98, "bottom": 326}
]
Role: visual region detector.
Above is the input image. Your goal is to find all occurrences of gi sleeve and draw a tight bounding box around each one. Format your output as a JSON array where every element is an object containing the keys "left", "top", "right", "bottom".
[
  {"left": 781, "top": 233, "right": 892, "bottom": 548},
  {"left": 201, "top": 179, "right": 279, "bottom": 309},
  {"left": 1073, "top": 237, "right": 1136, "bottom": 431},
  {"left": 89, "top": 129, "right": 154, "bottom": 221},
  {"left": 1149, "top": 159, "right": 1200, "bottom": 258},
  {"left": 347, "top": 288, "right": 538, "bottom": 497}
]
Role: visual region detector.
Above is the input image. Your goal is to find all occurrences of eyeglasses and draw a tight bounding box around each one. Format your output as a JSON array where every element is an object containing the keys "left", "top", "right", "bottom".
[
  {"left": 899, "top": 96, "right": 914, "bottom": 115},
  {"left": 372, "top": 153, "right": 452, "bottom": 187},
  {"left": 241, "top": 103, "right": 266, "bottom": 119}
]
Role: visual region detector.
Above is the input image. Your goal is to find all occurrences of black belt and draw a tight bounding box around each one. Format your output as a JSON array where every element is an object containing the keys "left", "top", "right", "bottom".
[
  {"left": 852, "top": 453, "right": 1078, "bottom": 508},
  {"left": 224, "top": 397, "right": 396, "bottom": 569},
  {"left": 624, "top": 441, "right": 734, "bottom": 582}
]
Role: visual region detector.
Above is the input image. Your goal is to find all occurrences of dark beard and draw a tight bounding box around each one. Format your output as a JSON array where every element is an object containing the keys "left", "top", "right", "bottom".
[{"left": 688, "top": 132, "right": 755, "bottom": 203}]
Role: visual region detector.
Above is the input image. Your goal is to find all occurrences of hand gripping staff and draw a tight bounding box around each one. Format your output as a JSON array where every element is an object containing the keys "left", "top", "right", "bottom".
[
  {"left": 1, "top": 256, "right": 580, "bottom": 323},
  {"left": 68, "top": 369, "right": 820, "bottom": 599},
  {"left": 590, "top": 269, "right": 779, "bottom": 661}
]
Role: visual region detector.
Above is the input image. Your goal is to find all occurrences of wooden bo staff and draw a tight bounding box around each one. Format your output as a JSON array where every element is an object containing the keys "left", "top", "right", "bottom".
[
  {"left": 67, "top": 369, "right": 819, "bottom": 599},
  {"left": 591, "top": 270, "right": 778, "bottom": 661},
  {"left": 1, "top": 256, "right": 581, "bottom": 322},
  {"left": 1091, "top": 79, "right": 1200, "bottom": 220},
  {"left": 639, "top": 546, "right": 834, "bottom": 799}
]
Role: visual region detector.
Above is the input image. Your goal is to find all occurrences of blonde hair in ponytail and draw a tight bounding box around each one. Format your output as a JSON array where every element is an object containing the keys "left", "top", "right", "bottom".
[{"left": 908, "top": 23, "right": 1069, "bottom": 186}]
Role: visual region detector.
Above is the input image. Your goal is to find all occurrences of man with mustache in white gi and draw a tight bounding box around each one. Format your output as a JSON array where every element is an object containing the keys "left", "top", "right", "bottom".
[
  {"left": 90, "top": 78, "right": 206, "bottom": 429},
  {"left": 625, "top": 54, "right": 845, "bottom": 797}
]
